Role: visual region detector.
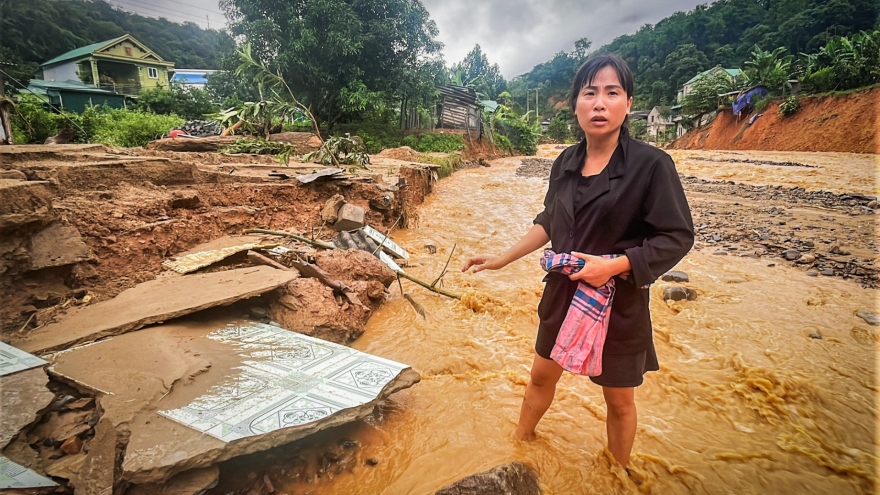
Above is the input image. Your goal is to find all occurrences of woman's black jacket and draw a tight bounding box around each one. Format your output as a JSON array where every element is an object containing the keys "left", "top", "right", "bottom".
[{"left": 533, "top": 130, "right": 695, "bottom": 354}]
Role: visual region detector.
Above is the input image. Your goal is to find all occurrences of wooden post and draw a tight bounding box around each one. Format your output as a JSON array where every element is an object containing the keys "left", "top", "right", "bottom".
[{"left": 0, "top": 69, "right": 12, "bottom": 145}]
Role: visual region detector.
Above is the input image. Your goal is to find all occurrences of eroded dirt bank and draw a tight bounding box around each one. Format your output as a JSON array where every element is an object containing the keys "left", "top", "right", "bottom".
[
  {"left": 0, "top": 143, "right": 435, "bottom": 337},
  {"left": 671, "top": 86, "right": 879, "bottom": 153}
]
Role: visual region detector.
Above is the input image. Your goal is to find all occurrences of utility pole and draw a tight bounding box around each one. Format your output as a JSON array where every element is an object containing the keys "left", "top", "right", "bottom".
[
  {"left": 527, "top": 88, "right": 540, "bottom": 124},
  {"left": 206, "top": 15, "right": 210, "bottom": 29}
]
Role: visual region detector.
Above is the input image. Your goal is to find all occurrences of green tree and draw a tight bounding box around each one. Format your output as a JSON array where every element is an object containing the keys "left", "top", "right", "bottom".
[
  {"left": 547, "top": 114, "right": 572, "bottom": 142},
  {"left": 220, "top": 0, "right": 443, "bottom": 130},
  {"left": 743, "top": 45, "right": 792, "bottom": 94},
  {"left": 136, "top": 84, "right": 218, "bottom": 120},
  {"left": 205, "top": 70, "right": 262, "bottom": 108},
  {"left": 450, "top": 45, "right": 507, "bottom": 99},
  {"left": 680, "top": 71, "right": 736, "bottom": 124},
  {"left": 664, "top": 44, "right": 711, "bottom": 96}
]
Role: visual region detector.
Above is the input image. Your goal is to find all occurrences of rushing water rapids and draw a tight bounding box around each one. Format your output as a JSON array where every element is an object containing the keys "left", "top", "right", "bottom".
[{"left": 212, "top": 146, "right": 878, "bottom": 494}]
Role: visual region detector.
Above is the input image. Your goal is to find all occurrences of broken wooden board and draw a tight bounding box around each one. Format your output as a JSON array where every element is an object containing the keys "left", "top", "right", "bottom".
[
  {"left": 29, "top": 223, "right": 93, "bottom": 270},
  {"left": 47, "top": 315, "right": 420, "bottom": 485},
  {"left": 362, "top": 225, "right": 410, "bottom": 260},
  {"left": 295, "top": 168, "right": 344, "bottom": 184},
  {"left": 12, "top": 266, "right": 299, "bottom": 355},
  {"left": 162, "top": 243, "right": 279, "bottom": 274}
]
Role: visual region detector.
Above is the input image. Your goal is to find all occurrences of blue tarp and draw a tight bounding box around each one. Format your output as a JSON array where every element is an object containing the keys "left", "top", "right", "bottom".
[{"left": 733, "top": 86, "right": 769, "bottom": 116}]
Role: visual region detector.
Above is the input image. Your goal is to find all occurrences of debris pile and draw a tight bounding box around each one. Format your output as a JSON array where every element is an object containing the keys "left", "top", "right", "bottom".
[{"left": 0, "top": 142, "right": 447, "bottom": 493}]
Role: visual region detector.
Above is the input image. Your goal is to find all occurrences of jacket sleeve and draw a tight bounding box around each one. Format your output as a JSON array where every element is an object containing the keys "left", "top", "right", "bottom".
[
  {"left": 533, "top": 153, "right": 566, "bottom": 233},
  {"left": 624, "top": 154, "right": 694, "bottom": 287}
]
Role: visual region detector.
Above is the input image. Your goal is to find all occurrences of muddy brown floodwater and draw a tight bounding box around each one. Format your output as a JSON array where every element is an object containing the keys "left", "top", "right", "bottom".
[{"left": 221, "top": 146, "right": 878, "bottom": 494}]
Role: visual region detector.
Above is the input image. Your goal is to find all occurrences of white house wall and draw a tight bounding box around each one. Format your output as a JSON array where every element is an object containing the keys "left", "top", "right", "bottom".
[{"left": 42, "top": 63, "right": 81, "bottom": 83}]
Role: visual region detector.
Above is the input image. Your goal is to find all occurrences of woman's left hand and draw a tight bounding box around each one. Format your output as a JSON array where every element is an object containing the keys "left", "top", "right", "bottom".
[{"left": 567, "top": 252, "right": 616, "bottom": 287}]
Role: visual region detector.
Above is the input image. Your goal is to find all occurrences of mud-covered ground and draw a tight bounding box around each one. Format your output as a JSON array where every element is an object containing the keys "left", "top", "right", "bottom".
[{"left": 516, "top": 154, "right": 878, "bottom": 287}]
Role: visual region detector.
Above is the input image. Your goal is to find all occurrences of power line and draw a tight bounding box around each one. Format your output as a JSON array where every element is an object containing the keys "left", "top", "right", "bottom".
[
  {"left": 108, "top": 0, "right": 224, "bottom": 24},
  {"left": 161, "top": 0, "right": 224, "bottom": 16},
  {"left": 106, "top": 0, "right": 225, "bottom": 26}
]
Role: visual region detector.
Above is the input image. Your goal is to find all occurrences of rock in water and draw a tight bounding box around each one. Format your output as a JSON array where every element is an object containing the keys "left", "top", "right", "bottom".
[
  {"left": 435, "top": 462, "right": 541, "bottom": 495},
  {"left": 663, "top": 286, "right": 697, "bottom": 302},
  {"left": 797, "top": 253, "right": 816, "bottom": 264},
  {"left": 857, "top": 310, "right": 879, "bottom": 326},
  {"left": 661, "top": 270, "right": 689, "bottom": 283}
]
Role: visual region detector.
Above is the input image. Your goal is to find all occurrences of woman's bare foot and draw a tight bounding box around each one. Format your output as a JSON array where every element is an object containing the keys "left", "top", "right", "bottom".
[{"left": 514, "top": 427, "right": 537, "bottom": 441}]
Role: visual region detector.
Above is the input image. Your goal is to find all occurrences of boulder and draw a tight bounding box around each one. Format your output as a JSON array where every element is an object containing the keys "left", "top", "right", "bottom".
[
  {"left": 435, "top": 462, "right": 541, "bottom": 495},
  {"left": 660, "top": 270, "right": 689, "bottom": 283},
  {"left": 320, "top": 194, "right": 346, "bottom": 224},
  {"left": 783, "top": 249, "right": 799, "bottom": 261},
  {"left": 662, "top": 286, "right": 697, "bottom": 302},
  {"left": 856, "top": 310, "right": 879, "bottom": 326},
  {"left": 331, "top": 203, "right": 366, "bottom": 232}
]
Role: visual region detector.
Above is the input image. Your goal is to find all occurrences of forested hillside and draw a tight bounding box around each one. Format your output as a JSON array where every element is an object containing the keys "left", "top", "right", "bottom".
[
  {"left": 0, "top": 0, "right": 223, "bottom": 83},
  {"left": 509, "top": 0, "right": 878, "bottom": 111}
]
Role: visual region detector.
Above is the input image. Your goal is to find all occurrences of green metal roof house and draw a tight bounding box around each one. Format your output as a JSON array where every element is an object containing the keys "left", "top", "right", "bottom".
[
  {"left": 38, "top": 34, "right": 174, "bottom": 102},
  {"left": 27, "top": 80, "right": 128, "bottom": 113},
  {"left": 676, "top": 66, "right": 743, "bottom": 103}
]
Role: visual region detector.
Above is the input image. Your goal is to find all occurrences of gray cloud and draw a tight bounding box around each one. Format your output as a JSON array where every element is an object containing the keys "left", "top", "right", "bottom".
[
  {"left": 114, "top": 0, "right": 707, "bottom": 78},
  {"left": 422, "top": 0, "right": 708, "bottom": 78}
]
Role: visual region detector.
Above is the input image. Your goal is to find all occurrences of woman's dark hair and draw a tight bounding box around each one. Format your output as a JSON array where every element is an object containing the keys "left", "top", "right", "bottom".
[{"left": 569, "top": 54, "right": 634, "bottom": 129}]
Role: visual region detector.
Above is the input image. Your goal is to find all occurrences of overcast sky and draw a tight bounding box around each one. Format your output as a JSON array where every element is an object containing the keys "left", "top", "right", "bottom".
[{"left": 107, "top": 0, "right": 710, "bottom": 78}]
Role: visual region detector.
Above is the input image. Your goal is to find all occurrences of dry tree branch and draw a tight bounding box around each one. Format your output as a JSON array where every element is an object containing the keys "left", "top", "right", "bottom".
[{"left": 431, "top": 243, "right": 457, "bottom": 288}]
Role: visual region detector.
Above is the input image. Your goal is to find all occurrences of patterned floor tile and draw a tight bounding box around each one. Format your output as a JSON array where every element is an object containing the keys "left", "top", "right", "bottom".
[
  {"left": 0, "top": 342, "right": 46, "bottom": 377},
  {"left": 0, "top": 455, "right": 56, "bottom": 488},
  {"left": 159, "top": 323, "right": 408, "bottom": 443}
]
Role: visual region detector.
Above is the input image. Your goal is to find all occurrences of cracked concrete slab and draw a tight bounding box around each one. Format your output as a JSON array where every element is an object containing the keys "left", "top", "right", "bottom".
[
  {"left": 0, "top": 367, "right": 54, "bottom": 449},
  {"left": 47, "top": 313, "right": 420, "bottom": 486},
  {"left": 12, "top": 266, "right": 299, "bottom": 355}
]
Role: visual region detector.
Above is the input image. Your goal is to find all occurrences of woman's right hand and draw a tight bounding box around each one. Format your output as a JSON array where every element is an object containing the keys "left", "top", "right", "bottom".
[{"left": 461, "top": 255, "right": 506, "bottom": 273}]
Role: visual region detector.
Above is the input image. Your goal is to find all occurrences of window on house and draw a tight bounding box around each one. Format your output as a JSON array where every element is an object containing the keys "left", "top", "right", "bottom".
[{"left": 147, "top": 67, "right": 158, "bottom": 79}]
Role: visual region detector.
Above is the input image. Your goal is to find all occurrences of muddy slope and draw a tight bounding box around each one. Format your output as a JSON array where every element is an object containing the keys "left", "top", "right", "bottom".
[{"left": 672, "top": 86, "right": 879, "bottom": 153}]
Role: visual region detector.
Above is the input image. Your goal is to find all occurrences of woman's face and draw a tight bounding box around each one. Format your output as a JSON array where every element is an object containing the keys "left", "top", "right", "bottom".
[{"left": 574, "top": 65, "right": 633, "bottom": 141}]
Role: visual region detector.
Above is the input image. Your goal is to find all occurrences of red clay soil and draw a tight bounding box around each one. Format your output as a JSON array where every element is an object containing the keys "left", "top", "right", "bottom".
[{"left": 672, "top": 86, "right": 879, "bottom": 153}]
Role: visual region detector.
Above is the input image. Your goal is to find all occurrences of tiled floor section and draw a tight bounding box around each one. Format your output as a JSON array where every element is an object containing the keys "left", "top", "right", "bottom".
[
  {"left": 158, "top": 323, "right": 407, "bottom": 442},
  {"left": 0, "top": 342, "right": 46, "bottom": 376},
  {"left": 0, "top": 455, "right": 56, "bottom": 489}
]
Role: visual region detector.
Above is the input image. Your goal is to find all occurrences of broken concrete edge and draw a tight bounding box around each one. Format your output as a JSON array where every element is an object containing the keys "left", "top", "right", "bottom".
[
  {"left": 22, "top": 296, "right": 266, "bottom": 357},
  {"left": 122, "top": 368, "right": 420, "bottom": 485},
  {"left": 14, "top": 267, "right": 298, "bottom": 356},
  {"left": 0, "top": 365, "right": 56, "bottom": 450}
]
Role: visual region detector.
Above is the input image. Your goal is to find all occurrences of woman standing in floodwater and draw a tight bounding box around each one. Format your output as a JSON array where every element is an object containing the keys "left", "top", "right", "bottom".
[{"left": 462, "top": 54, "right": 694, "bottom": 470}]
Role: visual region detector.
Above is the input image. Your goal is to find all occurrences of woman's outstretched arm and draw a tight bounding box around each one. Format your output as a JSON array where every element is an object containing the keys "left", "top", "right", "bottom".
[{"left": 461, "top": 224, "right": 550, "bottom": 273}]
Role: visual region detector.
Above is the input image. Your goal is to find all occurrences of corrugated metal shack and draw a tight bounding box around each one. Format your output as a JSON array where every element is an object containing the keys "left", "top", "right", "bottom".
[{"left": 436, "top": 85, "right": 482, "bottom": 139}]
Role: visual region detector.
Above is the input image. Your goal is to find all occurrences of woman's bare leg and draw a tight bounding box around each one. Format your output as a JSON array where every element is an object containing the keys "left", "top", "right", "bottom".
[
  {"left": 602, "top": 386, "right": 637, "bottom": 468},
  {"left": 515, "top": 353, "right": 564, "bottom": 440}
]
